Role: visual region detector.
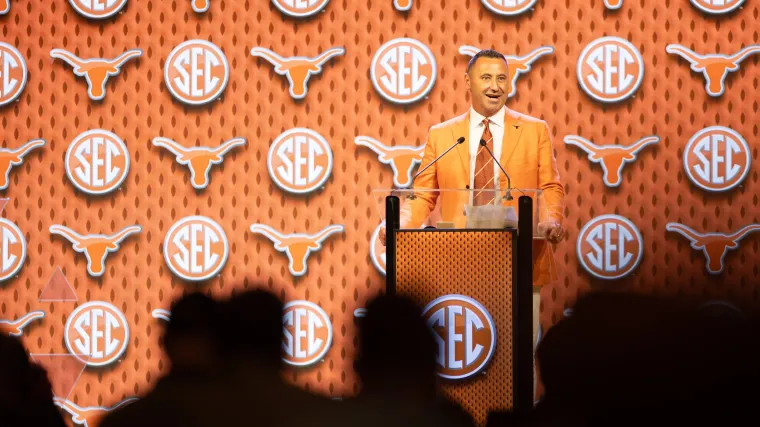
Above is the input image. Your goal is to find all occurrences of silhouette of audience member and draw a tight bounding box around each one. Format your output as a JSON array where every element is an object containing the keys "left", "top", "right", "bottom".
[
  {"left": 0, "top": 334, "right": 66, "bottom": 427},
  {"left": 339, "top": 294, "right": 475, "bottom": 427},
  {"left": 100, "top": 292, "right": 222, "bottom": 427},
  {"left": 214, "top": 289, "right": 336, "bottom": 427},
  {"left": 523, "top": 291, "right": 759, "bottom": 427}
]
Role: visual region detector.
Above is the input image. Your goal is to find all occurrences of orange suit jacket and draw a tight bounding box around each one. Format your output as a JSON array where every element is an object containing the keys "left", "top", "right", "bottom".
[{"left": 401, "top": 107, "right": 565, "bottom": 287}]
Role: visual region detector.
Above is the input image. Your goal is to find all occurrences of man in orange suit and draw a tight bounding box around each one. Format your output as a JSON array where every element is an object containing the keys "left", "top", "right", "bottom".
[{"left": 382, "top": 49, "right": 565, "bottom": 392}]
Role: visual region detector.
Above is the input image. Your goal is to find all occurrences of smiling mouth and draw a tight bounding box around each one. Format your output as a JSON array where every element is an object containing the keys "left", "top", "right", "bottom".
[{"left": 486, "top": 94, "right": 501, "bottom": 99}]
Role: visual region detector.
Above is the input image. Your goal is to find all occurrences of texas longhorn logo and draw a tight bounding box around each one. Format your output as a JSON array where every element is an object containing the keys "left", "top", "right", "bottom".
[
  {"left": 164, "top": 216, "right": 229, "bottom": 282},
  {"left": 0, "top": 0, "right": 9, "bottom": 15},
  {"left": 250, "top": 224, "right": 344, "bottom": 277},
  {"left": 577, "top": 36, "right": 644, "bottom": 103},
  {"left": 151, "top": 309, "right": 170, "bottom": 321},
  {"left": 0, "top": 139, "right": 46, "bottom": 190},
  {"left": 459, "top": 45, "right": 554, "bottom": 98},
  {"left": 164, "top": 40, "right": 229, "bottom": 106},
  {"left": 665, "top": 44, "right": 760, "bottom": 97},
  {"left": 54, "top": 397, "right": 138, "bottom": 427},
  {"left": 271, "top": 0, "right": 329, "bottom": 18},
  {"left": 50, "top": 48, "right": 142, "bottom": 101},
  {"left": 354, "top": 136, "right": 424, "bottom": 188},
  {"left": 0, "top": 310, "right": 45, "bottom": 336},
  {"left": 689, "top": 0, "right": 744, "bottom": 14},
  {"left": 49, "top": 224, "right": 141, "bottom": 277},
  {"left": 423, "top": 295, "right": 496, "bottom": 380},
  {"left": 68, "top": 0, "right": 128, "bottom": 19},
  {"left": 282, "top": 300, "right": 332, "bottom": 366},
  {"left": 577, "top": 214, "right": 643, "bottom": 280},
  {"left": 64, "top": 301, "right": 130, "bottom": 367},
  {"left": 250, "top": 46, "right": 345, "bottom": 100},
  {"left": 480, "top": 0, "right": 537, "bottom": 16},
  {"left": 268, "top": 128, "right": 334, "bottom": 194},
  {"left": 151, "top": 137, "right": 247, "bottom": 190},
  {"left": 370, "top": 38, "right": 437, "bottom": 105},
  {"left": 0, "top": 42, "right": 27, "bottom": 107},
  {"left": 65, "top": 129, "right": 130, "bottom": 195},
  {"left": 394, "top": 0, "right": 412, "bottom": 11},
  {"left": 683, "top": 126, "right": 750, "bottom": 192},
  {"left": 564, "top": 135, "right": 659, "bottom": 187},
  {"left": 666, "top": 223, "right": 760, "bottom": 274},
  {"left": 0, "top": 217, "right": 26, "bottom": 282}
]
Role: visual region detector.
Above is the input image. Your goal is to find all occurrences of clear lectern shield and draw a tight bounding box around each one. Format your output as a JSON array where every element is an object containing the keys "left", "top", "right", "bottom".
[{"left": 373, "top": 188, "right": 547, "bottom": 237}]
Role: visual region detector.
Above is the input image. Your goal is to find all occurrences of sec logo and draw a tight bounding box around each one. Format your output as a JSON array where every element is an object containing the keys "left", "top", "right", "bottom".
[
  {"left": 0, "top": 218, "right": 25, "bottom": 282},
  {"left": 577, "top": 36, "right": 644, "bottom": 103},
  {"left": 683, "top": 126, "right": 750, "bottom": 193},
  {"left": 577, "top": 214, "right": 643, "bottom": 280},
  {"left": 370, "top": 38, "right": 437, "bottom": 105},
  {"left": 164, "top": 40, "right": 229, "bottom": 106},
  {"left": 370, "top": 221, "right": 386, "bottom": 275},
  {"left": 268, "top": 128, "right": 333, "bottom": 194},
  {"left": 65, "top": 129, "right": 130, "bottom": 195},
  {"left": 690, "top": 0, "right": 744, "bottom": 14},
  {"left": 423, "top": 295, "right": 496, "bottom": 380},
  {"left": 271, "top": 0, "right": 329, "bottom": 17},
  {"left": 163, "top": 216, "right": 229, "bottom": 282},
  {"left": 480, "top": 0, "right": 537, "bottom": 16},
  {"left": 0, "top": 42, "right": 27, "bottom": 107},
  {"left": 68, "top": 0, "right": 128, "bottom": 19},
  {"left": 282, "top": 300, "right": 332, "bottom": 366},
  {"left": 64, "top": 301, "right": 129, "bottom": 367}
]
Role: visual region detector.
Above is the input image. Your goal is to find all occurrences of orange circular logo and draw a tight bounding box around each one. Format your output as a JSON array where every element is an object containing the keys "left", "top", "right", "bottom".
[
  {"left": 480, "top": 0, "right": 537, "bottom": 16},
  {"left": 577, "top": 37, "right": 644, "bottom": 103},
  {"left": 422, "top": 295, "right": 496, "bottom": 380},
  {"left": 690, "top": 0, "right": 744, "bottom": 14},
  {"left": 164, "top": 40, "right": 229, "bottom": 106},
  {"left": 68, "top": 0, "right": 128, "bottom": 19},
  {"left": 65, "top": 129, "right": 130, "bottom": 195},
  {"left": 370, "top": 38, "right": 437, "bottom": 105},
  {"left": 370, "top": 221, "right": 386, "bottom": 275},
  {"left": 683, "top": 126, "right": 750, "bottom": 193},
  {"left": 163, "top": 216, "right": 229, "bottom": 282},
  {"left": 0, "top": 42, "right": 27, "bottom": 107},
  {"left": 271, "top": 0, "right": 329, "bottom": 17},
  {"left": 282, "top": 300, "right": 332, "bottom": 366},
  {"left": 64, "top": 301, "right": 129, "bottom": 367},
  {"left": 268, "top": 128, "right": 333, "bottom": 194},
  {"left": 577, "top": 214, "right": 643, "bottom": 280},
  {"left": 0, "top": 218, "right": 25, "bottom": 282}
]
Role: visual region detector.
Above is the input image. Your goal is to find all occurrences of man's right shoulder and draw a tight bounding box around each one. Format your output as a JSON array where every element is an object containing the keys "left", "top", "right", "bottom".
[{"left": 429, "top": 112, "right": 468, "bottom": 132}]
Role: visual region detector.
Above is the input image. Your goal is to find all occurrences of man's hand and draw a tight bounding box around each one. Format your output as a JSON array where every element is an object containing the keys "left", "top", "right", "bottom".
[
  {"left": 537, "top": 220, "right": 566, "bottom": 244},
  {"left": 379, "top": 226, "right": 386, "bottom": 246}
]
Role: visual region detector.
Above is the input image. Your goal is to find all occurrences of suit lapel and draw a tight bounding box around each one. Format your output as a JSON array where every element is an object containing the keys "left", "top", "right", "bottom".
[
  {"left": 501, "top": 108, "right": 525, "bottom": 166},
  {"left": 451, "top": 112, "right": 470, "bottom": 182}
]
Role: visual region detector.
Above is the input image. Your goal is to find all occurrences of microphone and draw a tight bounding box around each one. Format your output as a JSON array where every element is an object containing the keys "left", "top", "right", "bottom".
[
  {"left": 412, "top": 136, "right": 466, "bottom": 181},
  {"left": 479, "top": 139, "right": 514, "bottom": 201}
]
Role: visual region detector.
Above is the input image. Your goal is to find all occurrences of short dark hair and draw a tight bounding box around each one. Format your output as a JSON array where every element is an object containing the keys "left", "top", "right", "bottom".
[{"left": 466, "top": 49, "right": 508, "bottom": 74}]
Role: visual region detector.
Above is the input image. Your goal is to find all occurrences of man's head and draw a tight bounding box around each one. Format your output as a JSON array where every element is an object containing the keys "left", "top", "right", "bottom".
[
  {"left": 465, "top": 49, "right": 509, "bottom": 117},
  {"left": 163, "top": 292, "right": 221, "bottom": 373},
  {"left": 218, "top": 289, "right": 284, "bottom": 369}
]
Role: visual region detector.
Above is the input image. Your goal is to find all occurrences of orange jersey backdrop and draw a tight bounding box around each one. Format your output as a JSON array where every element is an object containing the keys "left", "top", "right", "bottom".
[{"left": 1, "top": 0, "right": 759, "bottom": 424}]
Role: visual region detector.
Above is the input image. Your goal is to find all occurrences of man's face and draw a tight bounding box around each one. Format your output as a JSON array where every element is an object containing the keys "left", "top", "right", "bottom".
[{"left": 465, "top": 56, "right": 509, "bottom": 117}]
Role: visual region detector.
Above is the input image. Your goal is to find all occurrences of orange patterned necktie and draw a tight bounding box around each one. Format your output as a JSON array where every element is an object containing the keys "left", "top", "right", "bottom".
[{"left": 473, "top": 118, "right": 495, "bottom": 205}]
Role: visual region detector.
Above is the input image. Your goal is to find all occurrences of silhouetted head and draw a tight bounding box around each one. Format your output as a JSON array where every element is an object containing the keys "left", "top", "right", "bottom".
[
  {"left": 219, "top": 289, "right": 284, "bottom": 369},
  {"left": 356, "top": 294, "right": 437, "bottom": 395},
  {"left": 0, "top": 334, "right": 33, "bottom": 402},
  {"left": 163, "top": 292, "right": 221, "bottom": 373}
]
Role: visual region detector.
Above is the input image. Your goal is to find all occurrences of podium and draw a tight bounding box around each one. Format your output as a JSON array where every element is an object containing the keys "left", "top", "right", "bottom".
[{"left": 376, "top": 189, "right": 546, "bottom": 424}]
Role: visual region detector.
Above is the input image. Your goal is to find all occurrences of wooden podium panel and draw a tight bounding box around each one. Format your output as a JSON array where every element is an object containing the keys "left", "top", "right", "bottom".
[{"left": 395, "top": 230, "right": 515, "bottom": 425}]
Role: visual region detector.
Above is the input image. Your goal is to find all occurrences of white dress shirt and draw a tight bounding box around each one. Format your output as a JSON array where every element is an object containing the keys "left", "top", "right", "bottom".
[{"left": 469, "top": 106, "right": 505, "bottom": 199}]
